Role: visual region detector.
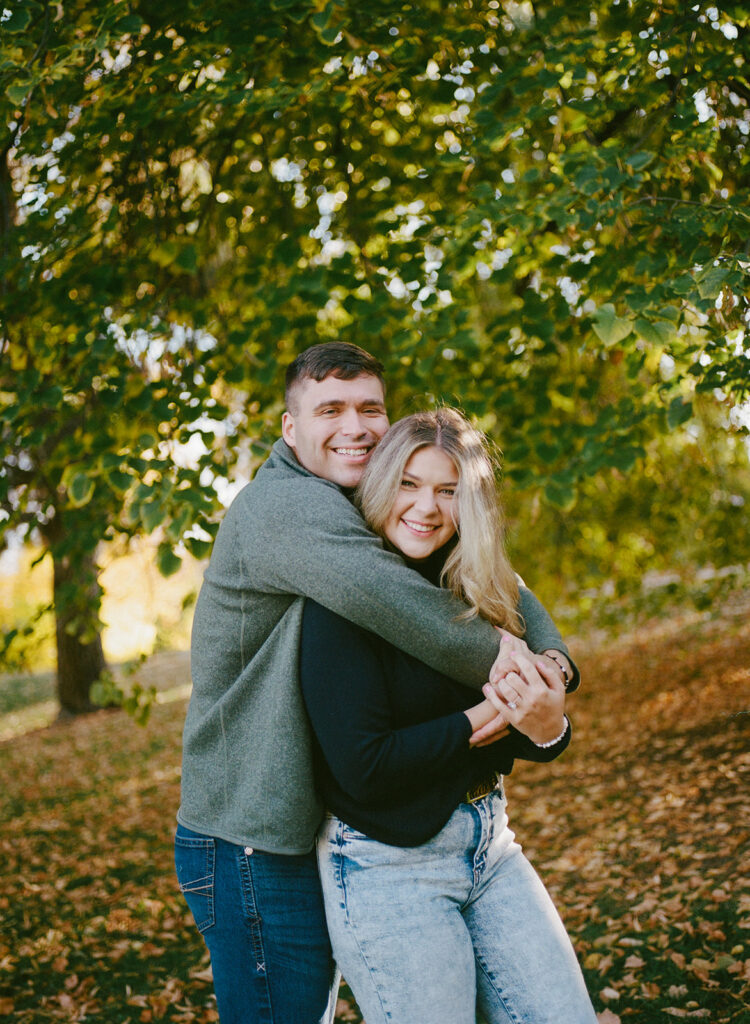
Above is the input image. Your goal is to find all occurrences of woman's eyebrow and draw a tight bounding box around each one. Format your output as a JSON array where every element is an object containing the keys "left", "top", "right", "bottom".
[{"left": 402, "top": 471, "right": 458, "bottom": 486}]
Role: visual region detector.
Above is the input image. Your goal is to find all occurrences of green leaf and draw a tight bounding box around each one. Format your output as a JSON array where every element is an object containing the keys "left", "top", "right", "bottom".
[
  {"left": 176, "top": 245, "right": 198, "bottom": 274},
  {"left": 141, "top": 500, "right": 164, "bottom": 533},
  {"left": 6, "top": 83, "right": 30, "bottom": 105},
  {"left": 608, "top": 445, "right": 644, "bottom": 472},
  {"left": 68, "top": 473, "right": 95, "bottom": 508},
  {"left": 115, "top": 15, "right": 144, "bottom": 35},
  {"left": 667, "top": 397, "right": 693, "bottom": 429},
  {"left": 311, "top": 1, "right": 335, "bottom": 31},
  {"left": 634, "top": 318, "right": 672, "bottom": 345},
  {"left": 544, "top": 480, "right": 577, "bottom": 510},
  {"left": 184, "top": 536, "right": 213, "bottom": 559},
  {"left": 697, "top": 265, "right": 729, "bottom": 300},
  {"left": 316, "top": 23, "right": 341, "bottom": 44},
  {"left": 626, "top": 151, "right": 656, "bottom": 172},
  {"left": 156, "top": 542, "right": 182, "bottom": 577},
  {"left": 3, "top": 6, "right": 32, "bottom": 32},
  {"left": 107, "top": 470, "right": 134, "bottom": 493},
  {"left": 592, "top": 305, "right": 633, "bottom": 347},
  {"left": 269, "top": 0, "right": 310, "bottom": 22}
]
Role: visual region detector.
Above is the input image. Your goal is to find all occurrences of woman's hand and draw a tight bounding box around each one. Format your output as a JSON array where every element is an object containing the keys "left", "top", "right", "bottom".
[
  {"left": 463, "top": 699, "right": 510, "bottom": 739},
  {"left": 482, "top": 651, "right": 566, "bottom": 746}
]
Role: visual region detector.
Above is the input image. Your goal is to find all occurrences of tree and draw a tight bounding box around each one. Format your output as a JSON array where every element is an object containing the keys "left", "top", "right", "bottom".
[{"left": 2, "top": 0, "right": 748, "bottom": 711}]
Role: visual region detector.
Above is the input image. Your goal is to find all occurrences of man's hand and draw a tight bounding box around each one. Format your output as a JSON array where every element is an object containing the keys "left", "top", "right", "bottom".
[
  {"left": 468, "top": 629, "right": 531, "bottom": 747},
  {"left": 488, "top": 628, "right": 534, "bottom": 687}
]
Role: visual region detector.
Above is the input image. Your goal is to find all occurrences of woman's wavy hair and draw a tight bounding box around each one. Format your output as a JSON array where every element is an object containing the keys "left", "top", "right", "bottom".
[{"left": 356, "top": 407, "right": 522, "bottom": 634}]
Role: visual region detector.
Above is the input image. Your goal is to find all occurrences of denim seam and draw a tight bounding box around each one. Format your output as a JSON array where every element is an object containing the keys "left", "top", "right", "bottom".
[
  {"left": 237, "top": 848, "right": 272, "bottom": 983},
  {"left": 475, "top": 954, "right": 522, "bottom": 1024},
  {"left": 335, "top": 820, "right": 395, "bottom": 1023}
]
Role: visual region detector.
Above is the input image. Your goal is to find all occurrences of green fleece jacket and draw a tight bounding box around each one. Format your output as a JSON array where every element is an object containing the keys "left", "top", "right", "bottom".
[{"left": 178, "top": 439, "right": 576, "bottom": 854}]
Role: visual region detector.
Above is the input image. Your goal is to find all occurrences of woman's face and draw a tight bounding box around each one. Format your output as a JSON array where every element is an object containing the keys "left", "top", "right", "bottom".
[{"left": 383, "top": 445, "right": 459, "bottom": 561}]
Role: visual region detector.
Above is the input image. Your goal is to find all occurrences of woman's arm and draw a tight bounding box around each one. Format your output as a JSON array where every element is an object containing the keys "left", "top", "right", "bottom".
[{"left": 301, "top": 601, "right": 487, "bottom": 804}]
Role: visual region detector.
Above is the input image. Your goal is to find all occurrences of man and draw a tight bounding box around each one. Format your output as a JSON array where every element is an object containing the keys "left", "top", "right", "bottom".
[{"left": 176, "top": 342, "right": 577, "bottom": 1024}]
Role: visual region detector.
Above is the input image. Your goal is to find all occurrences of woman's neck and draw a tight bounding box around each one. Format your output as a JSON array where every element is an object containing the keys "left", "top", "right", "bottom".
[{"left": 403, "top": 537, "right": 457, "bottom": 586}]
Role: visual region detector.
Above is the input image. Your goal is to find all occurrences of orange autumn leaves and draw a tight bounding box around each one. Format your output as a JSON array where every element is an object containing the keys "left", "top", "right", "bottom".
[{"left": 1, "top": 593, "right": 749, "bottom": 1022}]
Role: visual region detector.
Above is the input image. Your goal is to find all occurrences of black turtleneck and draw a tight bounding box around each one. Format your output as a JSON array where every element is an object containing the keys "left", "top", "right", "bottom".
[{"left": 299, "top": 545, "right": 571, "bottom": 847}]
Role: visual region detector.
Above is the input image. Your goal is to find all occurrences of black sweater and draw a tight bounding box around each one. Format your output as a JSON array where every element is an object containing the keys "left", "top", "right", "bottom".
[{"left": 300, "top": 597, "right": 571, "bottom": 847}]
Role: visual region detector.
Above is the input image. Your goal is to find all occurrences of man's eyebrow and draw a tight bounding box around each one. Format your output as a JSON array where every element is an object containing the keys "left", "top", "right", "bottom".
[
  {"left": 311, "top": 399, "right": 386, "bottom": 412},
  {"left": 312, "top": 400, "right": 345, "bottom": 412}
]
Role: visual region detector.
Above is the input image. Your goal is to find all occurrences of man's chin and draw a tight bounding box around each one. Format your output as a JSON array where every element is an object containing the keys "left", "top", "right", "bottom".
[
  {"left": 333, "top": 470, "right": 366, "bottom": 489},
  {"left": 325, "top": 460, "right": 366, "bottom": 486}
]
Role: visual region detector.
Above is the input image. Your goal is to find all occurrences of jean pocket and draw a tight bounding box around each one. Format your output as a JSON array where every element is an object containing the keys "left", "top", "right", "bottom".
[
  {"left": 175, "top": 834, "right": 215, "bottom": 933},
  {"left": 339, "top": 821, "right": 379, "bottom": 844}
]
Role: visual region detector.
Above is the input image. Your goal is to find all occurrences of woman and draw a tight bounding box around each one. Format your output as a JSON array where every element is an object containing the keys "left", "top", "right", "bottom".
[{"left": 300, "top": 408, "right": 597, "bottom": 1024}]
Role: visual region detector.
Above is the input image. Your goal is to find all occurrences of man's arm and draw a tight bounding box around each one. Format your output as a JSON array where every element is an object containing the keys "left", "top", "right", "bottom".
[{"left": 241, "top": 473, "right": 572, "bottom": 690}]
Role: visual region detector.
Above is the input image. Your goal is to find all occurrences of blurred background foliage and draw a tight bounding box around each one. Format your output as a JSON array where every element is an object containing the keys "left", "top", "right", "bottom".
[{"left": 1, "top": 0, "right": 749, "bottom": 713}]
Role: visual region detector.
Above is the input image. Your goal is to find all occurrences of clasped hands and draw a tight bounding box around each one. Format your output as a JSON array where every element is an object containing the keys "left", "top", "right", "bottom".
[{"left": 465, "top": 630, "right": 568, "bottom": 748}]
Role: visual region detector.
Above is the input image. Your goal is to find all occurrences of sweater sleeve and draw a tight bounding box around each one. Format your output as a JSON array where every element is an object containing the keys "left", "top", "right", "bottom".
[
  {"left": 300, "top": 602, "right": 474, "bottom": 803},
  {"left": 518, "top": 588, "right": 581, "bottom": 691},
  {"left": 243, "top": 473, "right": 572, "bottom": 691}
]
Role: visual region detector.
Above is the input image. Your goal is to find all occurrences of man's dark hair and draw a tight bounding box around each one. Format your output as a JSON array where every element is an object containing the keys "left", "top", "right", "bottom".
[{"left": 285, "top": 342, "right": 385, "bottom": 413}]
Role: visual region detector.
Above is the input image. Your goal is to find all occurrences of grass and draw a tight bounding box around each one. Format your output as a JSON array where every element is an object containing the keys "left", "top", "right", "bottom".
[{"left": 1, "top": 594, "right": 748, "bottom": 1023}]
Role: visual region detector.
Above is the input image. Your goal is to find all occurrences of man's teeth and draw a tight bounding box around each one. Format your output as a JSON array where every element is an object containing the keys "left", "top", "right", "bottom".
[
  {"left": 403, "top": 520, "right": 436, "bottom": 533},
  {"left": 334, "top": 447, "right": 369, "bottom": 456}
]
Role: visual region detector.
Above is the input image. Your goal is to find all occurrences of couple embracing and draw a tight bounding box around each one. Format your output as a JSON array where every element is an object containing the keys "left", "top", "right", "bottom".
[{"left": 175, "top": 342, "right": 597, "bottom": 1024}]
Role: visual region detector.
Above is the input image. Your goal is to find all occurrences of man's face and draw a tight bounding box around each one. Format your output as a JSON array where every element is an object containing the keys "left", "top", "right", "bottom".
[{"left": 281, "top": 373, "right": 389, "bottom": 488}]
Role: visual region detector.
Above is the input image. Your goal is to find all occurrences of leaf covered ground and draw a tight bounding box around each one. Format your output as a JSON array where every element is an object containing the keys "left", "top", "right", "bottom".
[{"left": 1, "top": 599, "right": 748, "bottom": 1024}]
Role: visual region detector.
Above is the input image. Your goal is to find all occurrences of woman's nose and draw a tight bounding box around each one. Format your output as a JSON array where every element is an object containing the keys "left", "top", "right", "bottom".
[{"left": 413, "top": 488, "right": 438, "bottom": 514}]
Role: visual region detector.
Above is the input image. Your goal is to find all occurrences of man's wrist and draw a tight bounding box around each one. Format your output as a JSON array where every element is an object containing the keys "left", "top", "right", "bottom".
[{"left": 542, "top": 650, "right": 573, "bottom": 691}]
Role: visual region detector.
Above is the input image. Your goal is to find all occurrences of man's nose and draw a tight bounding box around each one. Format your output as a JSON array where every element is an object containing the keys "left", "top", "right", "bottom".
[{"left": 339, "top": 409, "right": 368, "bottom": 436}]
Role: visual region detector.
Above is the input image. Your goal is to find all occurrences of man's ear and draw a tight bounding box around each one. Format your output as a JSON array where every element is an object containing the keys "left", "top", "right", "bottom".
[{"left": 281, "top": 411, "right": 295, "bottom": 449}]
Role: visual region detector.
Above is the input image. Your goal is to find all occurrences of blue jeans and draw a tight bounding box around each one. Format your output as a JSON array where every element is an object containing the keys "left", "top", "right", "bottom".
[
  {"left": 317, "top": 792, "right": 597, "bottom": 1024},
  {"left": 175, "top": 824, "right": 336, "bottom": 1024}
]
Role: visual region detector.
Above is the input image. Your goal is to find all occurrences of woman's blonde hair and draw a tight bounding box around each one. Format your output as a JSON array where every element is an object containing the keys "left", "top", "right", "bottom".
[{"left": 356, "top": 407, "right": 522, "bottom": 634}]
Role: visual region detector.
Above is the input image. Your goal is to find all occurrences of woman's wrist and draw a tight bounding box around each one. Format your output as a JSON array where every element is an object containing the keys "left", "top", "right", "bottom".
[{"left": 463, "top": 699, "right": 498, "bottom": 731}]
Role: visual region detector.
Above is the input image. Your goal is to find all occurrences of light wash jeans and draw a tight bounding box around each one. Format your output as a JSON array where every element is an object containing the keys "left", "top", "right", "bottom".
[{"left": 317, "top": 791, "right": 597, "bottom": 1024}]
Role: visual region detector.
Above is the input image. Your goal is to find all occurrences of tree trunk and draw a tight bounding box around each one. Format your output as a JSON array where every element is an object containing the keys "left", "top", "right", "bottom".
[{"left": 53, "top": 549, "right": 107, "bottom": 716}]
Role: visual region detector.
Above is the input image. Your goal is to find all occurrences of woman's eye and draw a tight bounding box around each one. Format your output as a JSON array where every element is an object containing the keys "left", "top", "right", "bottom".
[
  {"left": 440, "top": 488, "right": 456, "bottom": 497},
  {"left": 400, "top": 479, "right": 416, "bottom": 488}
]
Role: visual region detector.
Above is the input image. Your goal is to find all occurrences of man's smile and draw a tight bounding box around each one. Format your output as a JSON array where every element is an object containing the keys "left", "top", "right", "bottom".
[{"left": 332, "top": 446, "right": 374, "bottom": 458}]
